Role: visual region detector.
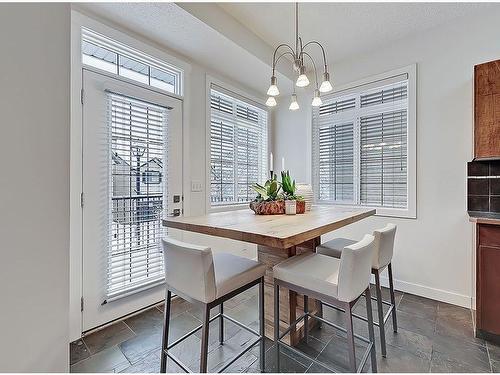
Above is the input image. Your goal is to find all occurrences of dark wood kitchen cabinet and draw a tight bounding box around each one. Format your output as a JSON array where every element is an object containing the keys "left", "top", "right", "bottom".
[
  {"left": 474, "top": 59, "right": 500, "bottom": 159},
  {"left": 476, "top": 223, "right": 500, "bottom": 342}
]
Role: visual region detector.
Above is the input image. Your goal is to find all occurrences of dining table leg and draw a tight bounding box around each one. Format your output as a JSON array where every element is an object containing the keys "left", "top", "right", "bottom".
[{"left": 258, "top": 236, "right": 321, "bottom": 345}]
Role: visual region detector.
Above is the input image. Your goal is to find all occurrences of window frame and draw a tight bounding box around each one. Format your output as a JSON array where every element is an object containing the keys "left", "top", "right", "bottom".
[
  {"left": 312, "top": 64, "right": 417, "bottom": 218},
  {"left": 206, "top": 76, "right": 270, "bottom": 213},
  {"left": 81, "top": 28, "right": 184, "bottom": 97}
]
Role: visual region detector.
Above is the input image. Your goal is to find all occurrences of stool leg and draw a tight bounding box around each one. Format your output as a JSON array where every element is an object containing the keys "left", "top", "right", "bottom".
[
  {"left": 259, "top": 277, "right": 265, "bottom": 372},
  {"left": 365, "top": 287, "right": 378, "bottom": 373},
  {"left": 388, "top": 263, "right": 398, "bottom": 333},
  {"left": 345, "top": 302, "right": 357, "bottom": 373},
  {"left": 274, "top": 282, "right": 280, "bottom": 372},
  {"left": 374, "top": 270, "right": 387, "bottom": 357},
  {"left": 303, "top": 295, "right": 309, "bottom": 343},
  {"left": 219, "top": 303, "right": 224, "bottom": 345},
  {"left": 160, "top": 289, "right": 171, "bottom": 373},
  {"left": 200, "top": 304, "right": 210, "bottom": 373},
  {"left": 317, "top": 301, "right": 323, "bottom": 329}
]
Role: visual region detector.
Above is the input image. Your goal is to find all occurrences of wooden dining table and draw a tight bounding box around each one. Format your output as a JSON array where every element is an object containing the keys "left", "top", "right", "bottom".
[{"left": 163, "top": 205, "right": 375, "bottom": 345}]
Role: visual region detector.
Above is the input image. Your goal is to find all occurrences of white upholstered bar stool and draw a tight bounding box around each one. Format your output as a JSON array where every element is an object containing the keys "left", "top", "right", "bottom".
[
  {"left": 160, "top": 237, "right": 267, "bottom": 373},
  {"left": 316, "top": 224, "right": 398, "bottom": 357},
  {"left": 273, "top": 235, "right": 378, "bottom": 373}
]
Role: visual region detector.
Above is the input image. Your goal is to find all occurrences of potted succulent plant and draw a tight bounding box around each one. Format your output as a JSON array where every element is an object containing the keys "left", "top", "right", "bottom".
[
  {"left": 280, "top": 171, "right": 305, "bottom": 215},
  {"left": 249, "top": 174, "right": 285, "bottom": 215}
]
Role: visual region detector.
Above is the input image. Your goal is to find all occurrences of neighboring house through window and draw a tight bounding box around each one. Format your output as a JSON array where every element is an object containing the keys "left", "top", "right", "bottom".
[{"left": 312, "top": 66, "right": 416, "bottom": 218}]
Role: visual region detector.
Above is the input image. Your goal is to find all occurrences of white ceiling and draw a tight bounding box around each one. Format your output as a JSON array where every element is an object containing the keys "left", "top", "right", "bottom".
[
  {"left": 219, "top": 2, "right": 495, "bottom": 65},
  {"left": 75, "top": 2, "right": 495, "bottom": 96}
]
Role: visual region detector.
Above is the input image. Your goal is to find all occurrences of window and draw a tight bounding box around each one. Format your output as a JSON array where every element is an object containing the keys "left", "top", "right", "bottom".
[
  {"left": 142, "top": 170, "right": 162, "bottom": 185},
  {"left": 312, "top": 67, "right": 416, "bottom": 217},
  {"left": 81, "top": 28, "right": 183, "bottom": 95},
  {"left": 209, "top": 85, "right": 268, "bottom": 207}
]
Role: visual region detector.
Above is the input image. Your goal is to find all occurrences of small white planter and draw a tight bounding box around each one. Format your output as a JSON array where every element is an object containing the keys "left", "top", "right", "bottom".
[{"left": 285, "top": 200, "right": 297, "bottom": 215}]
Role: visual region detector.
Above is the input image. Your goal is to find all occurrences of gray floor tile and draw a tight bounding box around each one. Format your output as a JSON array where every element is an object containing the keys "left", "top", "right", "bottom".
[
  {"left": 168, "top": 312, "right": 204, "bottom": 342},
  {"left": 376, "top": 344, "right": 431, "bottom": 373},
  {"left": 246, "top": 346, "right": 308, "bottom": 373},
  {"left": 70, "top": 346, "right": 130, "bottom": 373},
  {"left": 385, "top": 327, "right": 433, "bottom": 360},
  {"left": 225, "top": 286, "right": 258, "bottom": 309},
  {"left": 491, "top": 359, "right": 500, "bottom": 373},
  {"left": 225, "top": 295, "right": 260, "bottom": 326},
  {"left": 83, "top": 321, "right": 135, "bottom": 355},
  {"left": 398, "top": 293, "right": 438, "bottom": 321},
  {"left": 431, "top": 332, "right": 490, "bottom": 371},
  {"left": 70, "top": 339, "right": 90, "bottom": 365},
  {"left": 193, "top": 316, "right": 242, "bottom": 347},
  {"left": 391, "top": 309, "right": 436, "bottom": 338},
  {"left": 430, "top": 349, "right": 490, "bottom": 373},
  {"left": 124, "top": 307, "right": 164, "bottom": 336},
  {"left": 316, "top": 331, "right": 369, "bottom": 372},
  {"left": 70, "top": 287, "right": 481, "bottom": 374},
  {"left": 157, "top": 296, "right": 191, "bottom": 317},
  {"left": 168, "top": 334, "right": 202, "bottom": 370},
  {"left": 435, "top": 314, "right": 478, "bottom": 344},
  {"left": 119, "top": 332, "right": 162, "bottom": 364},
  {"left": 437, "top": 302, "right": 472, "bottom": 323},
  {"left": 487, "top": 341, "right": 500, "bottom": 363},
  {"left": 120, "top": 349, "right": 161, "bottom": 373}
]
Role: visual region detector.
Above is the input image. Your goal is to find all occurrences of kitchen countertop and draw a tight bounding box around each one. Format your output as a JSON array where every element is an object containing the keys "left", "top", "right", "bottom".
[{"left": 468, "top": 211, "right": 500, "bottom": 225}]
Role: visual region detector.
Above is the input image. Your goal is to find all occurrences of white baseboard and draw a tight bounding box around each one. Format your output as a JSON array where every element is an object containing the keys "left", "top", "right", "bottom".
[{"left": 376, "top": 275, "right": 471, "bottom": 309}]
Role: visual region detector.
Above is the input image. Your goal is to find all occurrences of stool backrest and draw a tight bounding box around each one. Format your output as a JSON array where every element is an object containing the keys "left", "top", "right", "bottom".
[
  {"left": 161, "top": 237, "right": 216, "bottom": 303},
  {"left": 372, "top": 224, "right": 397, "bottom": 269},
  {"left": 337, "top": 234, "right": 375, "bottom": 302}
]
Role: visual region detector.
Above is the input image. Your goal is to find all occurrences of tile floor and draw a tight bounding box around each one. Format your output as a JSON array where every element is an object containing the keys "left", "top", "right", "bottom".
[{"left": 70, "top": 286, "right": 500, "bottom": 373}]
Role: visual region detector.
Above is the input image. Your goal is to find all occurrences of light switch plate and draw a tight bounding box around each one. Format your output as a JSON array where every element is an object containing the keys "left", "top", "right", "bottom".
[{"left": 191, "top": 180, "right": 203, "bottom": 192}]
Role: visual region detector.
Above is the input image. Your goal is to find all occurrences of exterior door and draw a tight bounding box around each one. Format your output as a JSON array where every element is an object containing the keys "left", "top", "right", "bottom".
[{"left": 82, "top": 69, "right": 182, "bottom": 331}]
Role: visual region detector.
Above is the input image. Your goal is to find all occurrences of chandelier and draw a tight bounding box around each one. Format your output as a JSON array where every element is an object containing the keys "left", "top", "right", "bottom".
[{"left": 266, "top": 3, "right": 333, "bottom": 110}]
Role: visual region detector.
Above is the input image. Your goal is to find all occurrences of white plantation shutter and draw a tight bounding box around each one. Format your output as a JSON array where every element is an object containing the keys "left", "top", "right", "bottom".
[
  {"left": 360, "top": 110, "right": 407, "bottom": 208},
  {"left": 313, "top": 74, "right": 410, "bottom": 214},
  {"left": 313, "top": 96, "right": 356, "bottom": 203},
  {"left": 210, "top": 86, "right": 268, "bottom": 206},
  {"left": 318, "top": 122, "right": 354, "bottom": 202},
  {"left": 106, "top": 92, "right": 168, "bottom": 301}
]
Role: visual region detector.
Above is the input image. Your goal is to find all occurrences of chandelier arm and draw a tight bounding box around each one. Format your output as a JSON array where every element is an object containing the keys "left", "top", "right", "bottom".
[
  {"left": 300, "top": 51, "right": 319, "bottom": 88},
  {"left": 274, "top": 51, "right": 296, "bottom": 67},
  {"left": 302, "top": 40, "right": 329, "bottom": 71},
  {"left": 272, "top": 43, "right": 296, "bottom": 74}
]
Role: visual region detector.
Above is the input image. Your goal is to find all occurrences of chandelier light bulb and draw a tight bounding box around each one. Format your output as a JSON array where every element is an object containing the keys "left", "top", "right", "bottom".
[
  {"left": 319, "top": 71, "right": 333, "bottom": 93},
  {"left": 296, "top": 66, "right": 310, "bottom": 87},
  {"left": 267, "top": 76, "right": 279, "bottom": 96},
  {"left": 312, "top": 90, "right": 322, "bottom": 107},
  {"left": 266, "top": 96, "right": 277, "bottom": 107},
  {"left": 289, "top": 94, "right": 299, "bottom": 111}
]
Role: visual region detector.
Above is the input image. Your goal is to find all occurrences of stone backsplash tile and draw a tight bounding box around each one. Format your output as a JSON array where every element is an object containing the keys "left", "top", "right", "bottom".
[{"left": 467, "top": 160, "right": 500, "bottom": 214}]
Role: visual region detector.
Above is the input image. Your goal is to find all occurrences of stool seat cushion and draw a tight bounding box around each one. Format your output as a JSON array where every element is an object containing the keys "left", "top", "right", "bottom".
[
  {"left": 316, "top": 238, "right": 356, "bottom": 259},
  {"left": 214, "top": 253, "right": 266, "bottom": 299},
  {"left": 273, "top": 253, "right": 340, "bottom": 298}
]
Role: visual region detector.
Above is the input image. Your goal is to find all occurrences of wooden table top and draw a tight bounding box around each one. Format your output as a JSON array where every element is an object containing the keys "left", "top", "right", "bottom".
[{"left": 163, "top": 206, "right": 375, "bottom": 249}]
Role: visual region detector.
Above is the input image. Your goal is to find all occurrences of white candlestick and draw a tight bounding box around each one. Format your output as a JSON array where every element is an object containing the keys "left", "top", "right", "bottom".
[
  {"left": 282, "top": 157, "right": 285, "bottom": 171},
  {"left": 270, "top": 153, "right": 273, "bottom": 171}
]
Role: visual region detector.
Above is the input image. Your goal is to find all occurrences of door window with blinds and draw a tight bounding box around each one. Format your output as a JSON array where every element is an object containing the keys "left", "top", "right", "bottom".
[
  {"left": 107, "top": 92, "right": 168, "bottom": 300},
  {"left": 209, "top": 86, "right": 268, "bottom": 207},
  {"left": 312, "top": 68, "right": 416, "bottom": 217}
]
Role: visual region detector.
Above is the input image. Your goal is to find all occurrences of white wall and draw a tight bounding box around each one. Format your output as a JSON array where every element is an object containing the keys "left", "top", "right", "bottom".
[
  {"left": 0, "top": 4, "right": 70, "bottom": 371},
  {"left": 274, "top": 8, "right": 500, "bottom": 307}
]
